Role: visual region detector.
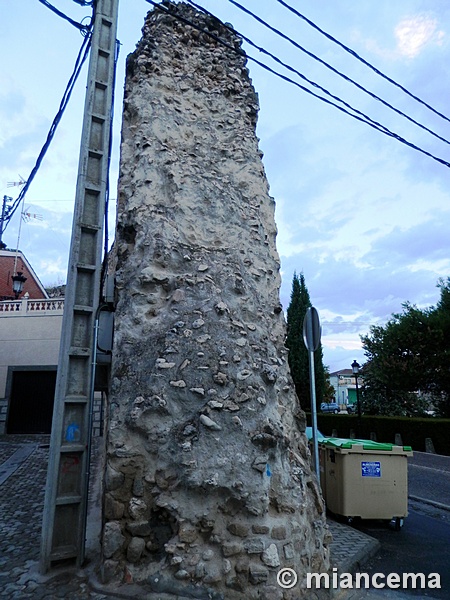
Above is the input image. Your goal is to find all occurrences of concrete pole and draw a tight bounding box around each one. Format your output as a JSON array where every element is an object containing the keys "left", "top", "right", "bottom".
[{"left": 40, "top": 0, "right": 119, "bottom": 572}]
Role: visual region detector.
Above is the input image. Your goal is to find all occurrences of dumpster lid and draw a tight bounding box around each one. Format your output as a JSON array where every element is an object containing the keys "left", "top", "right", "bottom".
[{"left": 320, "top": 437, "right": 412, "bottom": 453}]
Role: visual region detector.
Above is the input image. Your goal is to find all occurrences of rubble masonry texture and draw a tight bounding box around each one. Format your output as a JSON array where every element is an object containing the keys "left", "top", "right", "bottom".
[{"left": 101, "top": 2, "right": 331, "bottom": 598}]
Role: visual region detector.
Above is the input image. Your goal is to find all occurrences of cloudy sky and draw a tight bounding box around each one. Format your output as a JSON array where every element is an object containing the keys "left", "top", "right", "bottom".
[{"left": 2, "top": 0, "right": 450, "bottom": 371}]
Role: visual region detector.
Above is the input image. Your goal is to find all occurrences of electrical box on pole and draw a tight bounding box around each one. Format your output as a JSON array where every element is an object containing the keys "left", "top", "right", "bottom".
[{"left": 40, "top": 0, "right": 119, "bottom": 572}]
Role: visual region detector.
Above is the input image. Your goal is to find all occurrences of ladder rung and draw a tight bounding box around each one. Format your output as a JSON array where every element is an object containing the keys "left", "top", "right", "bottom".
[
  {"left": 73, "top": 305, "right": 94, "bottom": 314},
  {"left": 77, "top": 264, "right": 96, "bottom": 272},
  {"left": 64, "top": 395, "right": 88, "bottom": 404},
  {"left": 50, "top": 545, "right": 78, "bottom": 561},
  {"left": 60, "top": 444, "right": 85, "bottom": 454},
  {"left": 55, "top": 495, "right": 82, "bottom": 505},
  {"left": 69, "top": 347, "right": 90, "bottom": 357},
  {"left": 80, "top": 222, "right": 101, "bottom": 232}
]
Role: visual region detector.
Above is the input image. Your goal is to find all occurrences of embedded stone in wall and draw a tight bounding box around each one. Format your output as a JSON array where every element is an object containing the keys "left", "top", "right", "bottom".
[{"left": 102, "top": 2, "right": 330, "bottom": 598}]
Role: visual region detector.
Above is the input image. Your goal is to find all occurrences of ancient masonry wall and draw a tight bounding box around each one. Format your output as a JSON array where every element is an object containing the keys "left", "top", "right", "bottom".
[{"left": 101, "top": 3, "right": 330, "bottom": 598}]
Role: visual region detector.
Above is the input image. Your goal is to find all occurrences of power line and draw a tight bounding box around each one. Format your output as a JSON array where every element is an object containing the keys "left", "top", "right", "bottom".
[
  {"left": 3, "top": 198, "right": 118, "bottom": 204},
  {"left": 275, "top": 0, "right": 450, "bottom": 127},
  {"left": 188, "top": 0, "right": 450, "bottom": 150},
  {"left": 3, "top": 16, "right": 94, "bottom": 236},
  {"left": 183, "top": 2, "right": 401, "bottom": 140},
  {"left": 38, "top": 0, "right": 90, "bottom": 31},
  {"left": 222, "top": 0, "right": 450, "bottom": 148},
  {"left": 185, "top": 0, "right": 397, "bottom": 136},
  {"left": 157, "top": 1, "right": 450, "bottom": 169}
]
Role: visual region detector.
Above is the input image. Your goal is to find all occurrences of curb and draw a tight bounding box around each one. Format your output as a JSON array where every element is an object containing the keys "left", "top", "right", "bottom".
[
  {"left": 342, "top": 534, "right": 380, "bottom": 573},
  {"left": 327, "top": 519, "right": 381, "bottom": 599},
  {"left": 328, "top": 533, "right": 380, "bottom": 600},
  {"left": 409, "top": 494, "right": 450, "bottom": 513},
  {"left": 328, "top": 522, "right": 380, "bottom": 573}
]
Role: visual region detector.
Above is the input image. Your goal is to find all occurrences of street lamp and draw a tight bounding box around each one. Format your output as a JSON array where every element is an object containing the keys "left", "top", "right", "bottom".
[
  {"left": 12, "top": 271, "right": 27, "bottom": 299},
  {"left": 351, "top": 359, "right": 362, "bottom": 437}
]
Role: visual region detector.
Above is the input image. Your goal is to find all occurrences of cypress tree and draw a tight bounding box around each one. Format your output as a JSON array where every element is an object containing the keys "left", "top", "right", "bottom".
[{"left": 286, "top": 272, "right": 327, "bottom": 410}]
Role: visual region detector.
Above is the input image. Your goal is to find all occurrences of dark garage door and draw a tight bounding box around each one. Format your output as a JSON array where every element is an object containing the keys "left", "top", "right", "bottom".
[{"left": 7, "top": 370, "right": 56, "bottom": 434}]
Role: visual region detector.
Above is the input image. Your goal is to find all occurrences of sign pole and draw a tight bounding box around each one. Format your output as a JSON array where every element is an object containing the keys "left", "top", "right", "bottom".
[
  {"left": 303, "top": 307, "right": 321, "bottom": 485},
  {"left": 309, "top": 344, "right": 320, "bottom": 482}
]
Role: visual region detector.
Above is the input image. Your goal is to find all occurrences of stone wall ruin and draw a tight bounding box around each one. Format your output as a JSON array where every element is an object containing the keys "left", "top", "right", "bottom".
[{"left": 101, "top": 2, "right": 330, "bottom": 598}]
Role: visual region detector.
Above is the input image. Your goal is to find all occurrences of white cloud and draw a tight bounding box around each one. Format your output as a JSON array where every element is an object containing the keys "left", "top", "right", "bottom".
[
  {"left": 395, "top": 15, "right": 445, "bottom": 58},
  {"left": 38, "top": 257, "right": 67, "bottom": 279},
  {"left": 322, "top": 336, "right": 363, "bottom": 352}
]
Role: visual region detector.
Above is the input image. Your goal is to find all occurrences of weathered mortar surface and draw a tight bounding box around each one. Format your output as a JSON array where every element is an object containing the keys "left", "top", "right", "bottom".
[{"left": 102, "top": 2, "right": 330, "bottom": 598}]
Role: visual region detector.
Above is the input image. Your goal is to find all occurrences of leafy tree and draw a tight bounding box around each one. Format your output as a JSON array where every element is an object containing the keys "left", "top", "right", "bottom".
[
  {"left": 285, "top": 272, "right": 328, "bottom": 410},
  {"left": 361, "top": 277, "right": 450, "bottom": 417},
  {"left": 427, "top": 278, "right": 450, "bottom": 417},
  {"left": 323, "top": 366, "right": 337, "bottom": 403}
]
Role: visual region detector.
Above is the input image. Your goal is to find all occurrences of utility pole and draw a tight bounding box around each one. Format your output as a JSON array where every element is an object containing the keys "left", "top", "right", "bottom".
[{"left": 40, "top": 0, "right": 119, "bottom": 572}]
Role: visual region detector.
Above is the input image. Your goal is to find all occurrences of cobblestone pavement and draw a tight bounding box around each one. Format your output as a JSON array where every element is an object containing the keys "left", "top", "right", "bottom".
[
  {"left": 0, "top": 435, "right": 112, "bottom": 599},
  {"left": 0, "top": 435, "right": 378, "bottom": 599}
]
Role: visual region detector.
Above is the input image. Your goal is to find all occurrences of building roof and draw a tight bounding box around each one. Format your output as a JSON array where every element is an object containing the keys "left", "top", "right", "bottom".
[
  {"left": 0, "top": 249, "right": 48, "bottom": 300},
  {"left": 329, "top": 368, "right": 354, "bottom": 377}
]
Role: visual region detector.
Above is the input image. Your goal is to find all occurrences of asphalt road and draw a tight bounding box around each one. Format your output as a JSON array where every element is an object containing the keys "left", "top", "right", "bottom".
[
  {"left": 347, "top": 451, "right": 450, "bottom": 600},
  {"left": 408, "top": 451, "right": 450, "bottom": 507},
  {"left": 356, "top": 508, "right": 450, "bottom": 599}
]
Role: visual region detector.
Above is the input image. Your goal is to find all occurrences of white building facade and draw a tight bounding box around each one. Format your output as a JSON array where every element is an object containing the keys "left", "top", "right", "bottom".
[
  {"left": 329, "top": 368, "right": 362, "bottom": 410},
  {"left": 0, "top": 297, "right": 64, "bottom": 434}
]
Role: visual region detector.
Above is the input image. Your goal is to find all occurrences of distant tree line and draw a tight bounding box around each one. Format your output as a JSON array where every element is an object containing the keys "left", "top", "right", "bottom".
[
  {"left": 361, "top": 277, "right": 450, "bottom": 418},
  {"left": 45, "top": 283, "right": 66, "bottom": 298}
]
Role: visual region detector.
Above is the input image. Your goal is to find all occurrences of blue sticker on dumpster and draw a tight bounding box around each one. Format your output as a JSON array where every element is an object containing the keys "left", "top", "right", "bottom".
[{"left": 361, "top": 461, "right": 381, "bottom": 477}]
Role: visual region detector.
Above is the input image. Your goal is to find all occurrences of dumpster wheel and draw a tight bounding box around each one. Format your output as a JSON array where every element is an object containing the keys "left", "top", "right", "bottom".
[{"left": 389, "top": 517, "right": 404, "bottom": 531}]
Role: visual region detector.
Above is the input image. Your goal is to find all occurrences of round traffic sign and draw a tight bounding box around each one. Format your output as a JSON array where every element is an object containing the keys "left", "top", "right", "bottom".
[{"left": 303, "top": 306, "right": 321, "bottom": 351}]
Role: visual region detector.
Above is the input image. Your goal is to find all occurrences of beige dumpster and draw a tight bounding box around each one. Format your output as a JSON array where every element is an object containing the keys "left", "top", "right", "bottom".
[{"left": 321, "top": 438, "right": 413, "bottom": 530}]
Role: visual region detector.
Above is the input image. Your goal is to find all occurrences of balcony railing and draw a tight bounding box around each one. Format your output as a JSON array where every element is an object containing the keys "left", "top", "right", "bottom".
[{"left": 0, "top": 297, "right": 65, "bottom": 316}]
